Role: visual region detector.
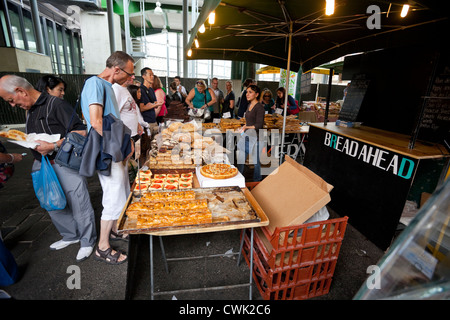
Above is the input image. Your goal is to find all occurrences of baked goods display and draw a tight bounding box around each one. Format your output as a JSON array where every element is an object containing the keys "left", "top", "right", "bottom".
[
  {"left": 146, "top": 121, "right": 230, "bottom": 169},
  {"left": 219, "top": 118, "right": 245, "bottom": 131},
  {"left": 264, "top": 114, "right": 302, "bottom": 132},
  {"left": 0, "top": 129, "right": 27, "bottom": 141},
  {"left": 164, "top": 101, "right": 190, "bottom": 122},
  {"left": 124, "top": 187, "right": 257, "bottom": 230},
  {"left": 200, "top": 163, "right": 238, "bottom": 180},
  {"left": 134, "top": 172, "right": 193, "bottom": 192}
]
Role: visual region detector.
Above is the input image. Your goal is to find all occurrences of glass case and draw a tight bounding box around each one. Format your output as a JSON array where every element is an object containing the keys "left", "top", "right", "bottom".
[{"left": 354, "top": 177, "right": 450, "bottom": 300}]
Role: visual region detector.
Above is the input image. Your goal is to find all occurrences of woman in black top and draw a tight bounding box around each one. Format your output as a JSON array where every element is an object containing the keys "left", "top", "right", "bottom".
[
  {"left": 237, "top": 84, "right": 265, "bottom": 181},
  {"left": 221, "top": 80, "right": 235, "bottom": 118}
]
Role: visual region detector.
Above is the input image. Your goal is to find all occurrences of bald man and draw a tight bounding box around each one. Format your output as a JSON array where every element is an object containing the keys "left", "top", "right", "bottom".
[{"left": 0, "top": 75, "right": 96, "bottom": 262}]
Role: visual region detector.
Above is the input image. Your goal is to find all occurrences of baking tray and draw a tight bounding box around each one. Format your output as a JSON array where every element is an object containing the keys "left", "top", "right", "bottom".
[{"left": 117, "top": 186, "right": 269, "bottom": 236}]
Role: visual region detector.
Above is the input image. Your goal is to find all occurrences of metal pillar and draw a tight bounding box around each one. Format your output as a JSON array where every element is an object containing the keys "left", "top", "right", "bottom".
[
  {"left": 29, "top": 0, "right": 45, "bottom": 54},
  {"left": 107, "top": 0, "right": 116, "bottom": 54},
  {"left": 182, "top": 0, "right": 188, "bottom": 77}
]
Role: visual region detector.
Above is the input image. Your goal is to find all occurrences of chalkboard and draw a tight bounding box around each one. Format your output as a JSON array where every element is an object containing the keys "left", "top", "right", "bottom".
[
  {"left": 418, "top": 59, "right": 450, "bottom": 144},
  {"left": 338, "top": 74, "right": 370, "bottom": 122},
  {"left": 300, "top": 72, "right": 311, "bottom": 94}
]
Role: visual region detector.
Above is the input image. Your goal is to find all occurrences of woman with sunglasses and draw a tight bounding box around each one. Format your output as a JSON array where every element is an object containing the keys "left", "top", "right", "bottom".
[
  {"left": 236, "top": 84, "right": 265, "bottom": 182},
  {"left": 262, "top": 89, "right": 275, "bottom": 114},
  {"left": 185, "top": 80, "right": 216, "bottom": 121}
]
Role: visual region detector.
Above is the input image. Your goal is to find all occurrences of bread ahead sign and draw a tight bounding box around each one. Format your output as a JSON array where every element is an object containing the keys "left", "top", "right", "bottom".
[{"left": 324, "top": 132, "right": 416, "bottom": 180}]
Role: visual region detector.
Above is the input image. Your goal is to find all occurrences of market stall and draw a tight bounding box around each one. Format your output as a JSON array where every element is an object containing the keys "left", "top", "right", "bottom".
[
  {"left": 117, "top": 121, "right": 270, "bottom": 299},
  {"left": 117, "top": 119, "right": 346, "bottom": 300}
]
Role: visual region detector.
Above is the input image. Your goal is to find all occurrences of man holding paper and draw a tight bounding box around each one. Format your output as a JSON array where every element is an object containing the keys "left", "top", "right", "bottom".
[{"left": 0, "top": 75, "right": 96, "bottom": 262}]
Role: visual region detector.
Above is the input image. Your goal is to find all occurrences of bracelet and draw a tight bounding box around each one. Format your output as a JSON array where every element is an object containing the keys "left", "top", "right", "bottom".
[{"left": 7, "top": 153, "right": 14, "bottom": 163}]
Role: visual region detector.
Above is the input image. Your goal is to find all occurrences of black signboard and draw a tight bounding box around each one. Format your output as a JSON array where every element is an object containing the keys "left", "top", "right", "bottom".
[
  {"left": 300, "top": 72, "right": 311, "bottom": 94},
  {"left": 338, "top": 74, "right": 370, "bottom": 122},
  {"left": 304, "top": 126, "right": 418, "bottom": 250},
  {"left": 417, "top": 60, "right": 450, "bottom": 144}
]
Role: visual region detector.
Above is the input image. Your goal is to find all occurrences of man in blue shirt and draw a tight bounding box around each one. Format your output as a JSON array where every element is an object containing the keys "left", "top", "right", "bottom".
[
  {"left": 80, "top": 51, "right": 135, "bottom": 265},
  {"left": 139, "top": 67, "right": 162, "bottom": 137}
]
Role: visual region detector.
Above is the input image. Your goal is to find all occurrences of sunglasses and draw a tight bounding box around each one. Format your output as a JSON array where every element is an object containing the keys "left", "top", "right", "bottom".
[
  {"left": 196, "top": 81, "right": 205, "bottom": 85},
  {"left": 120, "top": 67, "right": 135, "bottom": 77},
  {"left": 264, "top": 95, "right": 270, "bottom": 97}
]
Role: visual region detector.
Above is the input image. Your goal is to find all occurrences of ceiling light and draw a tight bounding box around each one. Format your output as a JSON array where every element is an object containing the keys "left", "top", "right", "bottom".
[
  {"left": 208, "top": 11, "right": 215, "bottom": 24},
  {"left": 325, "top": 0, "right": 335, "bottom": 16},
  {"left": 199, "top": 24, "right": 206, "bottom": 33},
  {"left": 187, "top": 49, "right": 192, "bottom": 57},
  {"left": 400, "top": 4, "right": 409, "bottom": 18},
  {"left": 154, "top": 1, "right": 163, "bottom": 14},
  {"left": 194, "top": 38, "right": 199, "bottom": 48}
]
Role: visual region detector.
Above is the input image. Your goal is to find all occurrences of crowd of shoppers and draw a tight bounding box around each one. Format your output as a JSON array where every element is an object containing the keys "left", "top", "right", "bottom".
[{"left": 0, "top": 51, "right": 290, "bottom": 278}]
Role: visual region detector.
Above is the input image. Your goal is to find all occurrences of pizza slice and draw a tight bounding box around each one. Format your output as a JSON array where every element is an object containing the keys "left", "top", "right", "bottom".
[
  {"left": 149, "top": 183, "right": 163, "bottom": 191},
  {"left": 0, "top": 129, "right": 27, "bottom": 141},
  {"left": 179, "top": 182, "right": 192, "bottom": 189},
  {"left": 164, "top": 183, "right": 178, "bottom": 190}
]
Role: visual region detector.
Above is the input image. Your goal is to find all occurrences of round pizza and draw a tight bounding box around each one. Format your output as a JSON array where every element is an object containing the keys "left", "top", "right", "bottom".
[{"left": 200, "top": 163, "right": 238, "bottom": 180}]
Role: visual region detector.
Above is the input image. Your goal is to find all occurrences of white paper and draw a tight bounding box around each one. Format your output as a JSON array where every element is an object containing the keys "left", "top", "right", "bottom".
[
  {"left": 9, "top": 133, "right": 60, "bottom": 149},
  {"left": 222, "top": 112, "right": 231, "bottom": 119}
]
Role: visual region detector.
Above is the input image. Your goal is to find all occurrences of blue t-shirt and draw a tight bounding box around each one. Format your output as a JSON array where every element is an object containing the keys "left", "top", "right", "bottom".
[{"left": 80, "top": 76, "right": 120, "bottom": 131}]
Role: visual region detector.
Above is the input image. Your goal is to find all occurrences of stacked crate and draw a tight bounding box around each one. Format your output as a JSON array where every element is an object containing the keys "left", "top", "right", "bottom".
[{"left": 242, "top": 216, "right": 348, "bottom": 300}]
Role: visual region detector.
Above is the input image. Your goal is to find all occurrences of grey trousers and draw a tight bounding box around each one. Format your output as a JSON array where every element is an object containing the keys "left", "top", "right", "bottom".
[{"left": 32, "top": 160, "right": 97, "bottom": 248}]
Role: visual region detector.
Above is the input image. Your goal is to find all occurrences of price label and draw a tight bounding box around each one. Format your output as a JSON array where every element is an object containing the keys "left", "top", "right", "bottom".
[{"left": 222, "top": 112, "right": 231, "bottom": 119}]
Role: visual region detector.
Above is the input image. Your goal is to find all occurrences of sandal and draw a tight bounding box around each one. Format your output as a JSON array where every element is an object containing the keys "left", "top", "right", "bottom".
[
  {"left": 110, "top": 230, "right": 129, "bottom": 242},
  {"left": 94, "top": 247, "right": 128, "bottom": 265}
]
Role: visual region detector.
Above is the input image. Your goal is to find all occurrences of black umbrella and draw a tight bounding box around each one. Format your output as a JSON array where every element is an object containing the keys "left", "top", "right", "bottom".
[{"left": 187, "top": 0, "right": 449, "bottom": 161}]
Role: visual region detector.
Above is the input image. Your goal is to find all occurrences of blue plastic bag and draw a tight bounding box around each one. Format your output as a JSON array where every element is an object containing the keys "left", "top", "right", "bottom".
[{"left": 31, "top": 156, "right": 67, "bottom": 211}]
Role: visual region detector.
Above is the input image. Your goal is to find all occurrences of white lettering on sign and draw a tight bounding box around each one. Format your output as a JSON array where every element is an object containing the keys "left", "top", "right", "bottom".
[{"left": 324, "top": 132, "right": 416, "bottom": 180}]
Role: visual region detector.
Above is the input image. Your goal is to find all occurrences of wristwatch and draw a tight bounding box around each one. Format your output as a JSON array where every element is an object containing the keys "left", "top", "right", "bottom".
[{"left": 53, "top": 142, "right": 59, "bottom": 152}]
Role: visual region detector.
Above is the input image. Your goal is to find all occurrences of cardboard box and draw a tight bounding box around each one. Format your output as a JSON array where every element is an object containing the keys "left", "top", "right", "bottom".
[
  {"left": 195, "top": 166, "right": 246, "bottom": 188},
  {"left": 250, "top": 156, "right": 333, "bottom": 234}
]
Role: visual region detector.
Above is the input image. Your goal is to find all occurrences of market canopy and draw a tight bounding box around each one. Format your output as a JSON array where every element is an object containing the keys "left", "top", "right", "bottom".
[{"left": 187, "top": 0, "right": 449, "bottom": 72}]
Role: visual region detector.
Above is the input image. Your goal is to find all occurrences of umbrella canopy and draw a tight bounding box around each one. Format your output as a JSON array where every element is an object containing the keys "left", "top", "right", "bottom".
[{"left": 187, "top": 0, "right": 449, "bottom": 72}]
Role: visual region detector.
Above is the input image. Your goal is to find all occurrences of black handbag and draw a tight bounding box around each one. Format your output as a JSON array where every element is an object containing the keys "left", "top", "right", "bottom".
[
  {"left": 55, "top": 82, "right": 107, "bottom": 171},
  {"left": 55, "top": 130, "right": 87, "bottom": 171},
  {"left": 55, "top": 96, "right": 87, "bottom": 171}
]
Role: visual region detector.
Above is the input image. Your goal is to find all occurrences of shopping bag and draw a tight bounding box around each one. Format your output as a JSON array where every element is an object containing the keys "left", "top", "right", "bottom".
[{"left": 31, "top": 156, "right": 67, "bottom": 211}]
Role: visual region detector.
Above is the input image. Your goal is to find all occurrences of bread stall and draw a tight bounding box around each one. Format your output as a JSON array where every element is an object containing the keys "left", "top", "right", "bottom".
[{"left": 117, "top": 121, "right": 269, "bottom": 300}]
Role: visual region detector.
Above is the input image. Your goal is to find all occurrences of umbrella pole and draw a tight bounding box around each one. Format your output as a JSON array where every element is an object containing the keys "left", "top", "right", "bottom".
[
  {"left": 324, "top": 68, "right": 334, "bottom": 126},
  {"left": 280, "top": 21, "right": 293, "bottom": 166}
]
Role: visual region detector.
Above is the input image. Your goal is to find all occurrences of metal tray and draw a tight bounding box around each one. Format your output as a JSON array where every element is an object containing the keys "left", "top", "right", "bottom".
[{"left": 117, "top": 186, "right": 269, "bottom": 236}]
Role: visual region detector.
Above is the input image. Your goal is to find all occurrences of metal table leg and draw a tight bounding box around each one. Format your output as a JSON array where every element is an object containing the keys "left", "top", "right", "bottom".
[
  {"left": 249, "top": 227, "right": 254, "bottom": 300},
  {"left": 149, "top": 229, "right": 255, "bottom": 300},
  {"left": 159, "top": 236, "right": 169, "bottom": 273},
  {"left": 149, "top": 234, "right": 154, "bottom": 300}
]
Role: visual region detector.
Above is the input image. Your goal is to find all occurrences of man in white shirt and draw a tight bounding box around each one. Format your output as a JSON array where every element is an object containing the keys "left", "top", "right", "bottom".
[
  {"left": 211, "top": 77, "right": 224, "bottom": 120},
  {"left": 174, "top": 76, "right": 187, "bottom": 101},
  {"left": 112, "top": 80, "right": 147, "bottom": 139}
]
